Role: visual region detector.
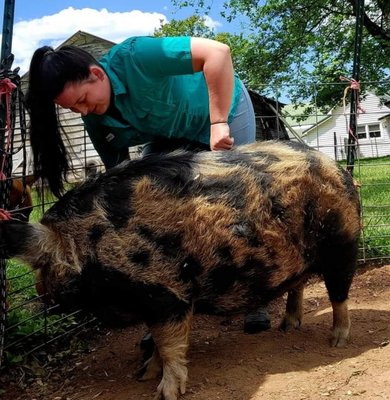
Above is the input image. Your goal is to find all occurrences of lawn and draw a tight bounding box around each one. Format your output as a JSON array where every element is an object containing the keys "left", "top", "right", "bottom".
[
  {"left": 353, "top": 156, "right": 390, "bottom": 261},
  {"left": 3, "top": 195, "right": 85, "bottom": 365}
]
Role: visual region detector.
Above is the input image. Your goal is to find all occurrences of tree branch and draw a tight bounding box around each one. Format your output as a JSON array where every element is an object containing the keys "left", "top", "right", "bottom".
[{"left": 347, "top": 0, "right": 390, "bottom": 49}]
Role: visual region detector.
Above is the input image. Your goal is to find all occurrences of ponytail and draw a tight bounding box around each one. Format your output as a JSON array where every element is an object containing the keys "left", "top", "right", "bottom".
[{"left": 26, "top": 45, "right": 99, "bottom": 197}]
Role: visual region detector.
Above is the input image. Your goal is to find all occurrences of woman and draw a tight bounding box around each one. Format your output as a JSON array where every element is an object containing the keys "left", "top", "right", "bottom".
[
  {"left": 27, "top": 35, "right": 269, "bottom": 341},
  {"left": 27, "top": 36, "right": 256, "bottom": 197}
]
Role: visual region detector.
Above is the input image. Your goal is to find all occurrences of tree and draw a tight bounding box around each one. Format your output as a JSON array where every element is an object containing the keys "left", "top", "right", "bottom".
[
  {"left": 154, "top": 15, "right": 215, "bottom": 37},
  {"left": 172, "top": 0, "right": 390, "bottom": 108}
]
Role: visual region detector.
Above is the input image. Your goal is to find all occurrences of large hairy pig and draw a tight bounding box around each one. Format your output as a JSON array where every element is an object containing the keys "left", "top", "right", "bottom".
[{"left": 0, "top": 141, "right": 361, "bottom": 400}]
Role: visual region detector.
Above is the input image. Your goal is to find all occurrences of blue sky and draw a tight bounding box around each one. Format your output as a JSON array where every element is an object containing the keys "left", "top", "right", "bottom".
[
  {"left": 1, "top": 0, "right": 241, "bottom": 74},
  {"left": 12, "top": 1, "right": 198, "bottom": 21}
]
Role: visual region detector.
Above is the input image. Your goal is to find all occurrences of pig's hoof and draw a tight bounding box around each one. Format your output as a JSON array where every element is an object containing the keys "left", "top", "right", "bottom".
[
  {"left": 155, "top": 364, "right": 187, "bottom": 400},
  {"left": 331, "top": 336, "right": 348, "bottom": 347},
  {"left": 279, "top": 314, "right": 302, "bottom": 331},
  {"left": 153, "top": 391, "right": 179, "bottom": 400},
  {"left": 137, "top": 354, "right": 162, "bottom": 381},
  {"left": 330, "top": 328, "right": 349, "bottom": 347},
  {"left": 154, "top": 382, "right": 181, "bottom": 400},
  {"left": 244, "top": 308, "right": 271, "bottom": 333}
]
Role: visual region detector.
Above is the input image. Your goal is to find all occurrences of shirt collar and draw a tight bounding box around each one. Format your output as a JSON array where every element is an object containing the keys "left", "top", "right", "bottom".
[{"left": 100, "top": 61, "right": 127, "bottom": 96}]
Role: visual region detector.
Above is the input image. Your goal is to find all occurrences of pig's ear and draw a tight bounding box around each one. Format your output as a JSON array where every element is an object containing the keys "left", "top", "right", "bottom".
[{"left": 0, "top": 220, "right": 37, "bottom": 259}]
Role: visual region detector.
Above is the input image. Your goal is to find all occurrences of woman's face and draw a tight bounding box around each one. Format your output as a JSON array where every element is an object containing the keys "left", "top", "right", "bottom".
[{"left": 54, "top": 66, "right": 111, "bottom": 116}]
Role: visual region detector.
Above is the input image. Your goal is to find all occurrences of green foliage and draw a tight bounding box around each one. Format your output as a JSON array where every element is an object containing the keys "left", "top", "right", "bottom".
[
  {"left": 154, "top": 15, "right": 215, "bottom": 37},
  {"left": 2, "top": 351, "right": 24, "bottom": 366},
  {"left": 6, "top": 259, "right": 34, "bottom": 288},
  {"left": 172, "top": 0, "right": 390, "bottom": 106}
]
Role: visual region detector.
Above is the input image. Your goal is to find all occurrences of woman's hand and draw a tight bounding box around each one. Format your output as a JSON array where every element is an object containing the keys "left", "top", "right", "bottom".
[{"left": 210, "top": 122, "right": 234, "bottom": 151}]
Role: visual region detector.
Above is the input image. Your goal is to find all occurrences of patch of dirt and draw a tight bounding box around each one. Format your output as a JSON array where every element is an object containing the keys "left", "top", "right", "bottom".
[{"left": 1, "top": 264, "right": 389, "bottom": 400}]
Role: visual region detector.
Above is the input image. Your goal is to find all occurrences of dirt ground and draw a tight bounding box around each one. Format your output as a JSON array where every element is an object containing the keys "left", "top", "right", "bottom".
[{"left": 1, "top": 263, "right": 389, "bottom": 400}]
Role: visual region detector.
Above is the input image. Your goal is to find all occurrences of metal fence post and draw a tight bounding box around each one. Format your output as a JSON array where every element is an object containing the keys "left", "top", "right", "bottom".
[
  {"left": 0, "top": 0, "right": 16, "bottom": 368},
  {"left": 347, "top": 0, "right": 365, "bottom": 175}
]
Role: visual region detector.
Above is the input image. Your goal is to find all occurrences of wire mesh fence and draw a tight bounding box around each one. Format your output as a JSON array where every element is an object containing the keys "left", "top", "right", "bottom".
[{"left": 0, "top": 79, "right": 389, "bottom": 370}]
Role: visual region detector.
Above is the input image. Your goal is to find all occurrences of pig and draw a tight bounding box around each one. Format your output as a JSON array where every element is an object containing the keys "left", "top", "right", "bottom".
[
  {"left": 8, "top": 175, "right": 35, "bottom": 221},
  {"left": 0, "top": 141, "right": 361, "bottom": 400}
]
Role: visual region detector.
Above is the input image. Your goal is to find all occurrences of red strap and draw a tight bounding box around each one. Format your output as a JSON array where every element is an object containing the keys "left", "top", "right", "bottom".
[
  {"left": 0, "top": 209, "right": 12, "bottom": 220},
  {"left": 0, "top": 78, "right": 17, "bottom": 178},
  {"left": 0, "top": 78, "right": 17, "bottom": 220}
]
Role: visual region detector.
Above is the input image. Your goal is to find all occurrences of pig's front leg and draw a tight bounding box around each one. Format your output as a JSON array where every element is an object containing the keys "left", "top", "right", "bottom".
[
  {"left": 151, "top": 312, "right": 192, "bottom": 400},
  {"left": 279, "top": 284, "right": 304, "bottom": 330},
  {"left": 137, "top": 347, "right": 162, "bottom": 381}
]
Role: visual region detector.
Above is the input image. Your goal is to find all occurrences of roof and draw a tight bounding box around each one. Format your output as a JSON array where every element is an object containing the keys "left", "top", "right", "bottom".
[
  {"left": 58, "top": 30, "right": 115, "bottom": 60},
  {"left": 379, "top": 113, "right": 390, "bottom": 121},
  {"left": 282, "top": 103, "right": 331, "bottom": 129},
  {"left": 64, "top": 30, "right": 115, "bottom": 47},
  {"left": 21, "top": 30, "right": 116, "bottom": 82}
]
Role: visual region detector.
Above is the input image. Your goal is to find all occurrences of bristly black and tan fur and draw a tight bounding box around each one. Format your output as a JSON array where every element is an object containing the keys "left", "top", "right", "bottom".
[{"left": 0, "top": 141, "right": 361, "bottom": 400}]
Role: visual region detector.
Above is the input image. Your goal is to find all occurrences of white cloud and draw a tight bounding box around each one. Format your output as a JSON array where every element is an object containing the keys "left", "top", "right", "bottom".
[
  {"left": 2, "top": 7, "right": 223, "bottom": 75},
  {"left": 5, "top": 7, "right": 169, "bottom": 74},
  {"left": 202, "top": 15, "right": 222, "bottom": 31}
]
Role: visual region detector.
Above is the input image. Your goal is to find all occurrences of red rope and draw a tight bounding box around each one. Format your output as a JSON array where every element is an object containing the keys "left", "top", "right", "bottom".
[
  {"left": 0, "top": 78, "right": 17, "bottom": 177},
  {"left": 0, "top": 209, "right": 11, "bottom": 220},
  {"left": 0, "top": 78, "right": 17, "bottom": 221},
  {"left": 339, "top": 75, "right": 365, "bottom": 143}
]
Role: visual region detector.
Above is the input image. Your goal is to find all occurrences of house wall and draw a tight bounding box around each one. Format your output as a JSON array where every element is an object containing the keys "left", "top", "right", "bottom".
[{"left": 303, "top": 92, "right": 390, "bottom": 160}]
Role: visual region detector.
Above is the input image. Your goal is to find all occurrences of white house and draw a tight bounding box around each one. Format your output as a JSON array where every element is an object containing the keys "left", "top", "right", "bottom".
[{"left": 283, "top": 92, "right": 390, "bottom": 160}]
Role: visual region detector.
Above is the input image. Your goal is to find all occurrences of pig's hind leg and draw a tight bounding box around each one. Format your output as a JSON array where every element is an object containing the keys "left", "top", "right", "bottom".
[
  {"left": 318, "top": 238, "right": 358, "bottom": 347},
  {"left": 329, "top": 299, "right": 351, "bottom": 347},
  {"left": 137, "top": 347, "right": 162, "bottom": 381}
]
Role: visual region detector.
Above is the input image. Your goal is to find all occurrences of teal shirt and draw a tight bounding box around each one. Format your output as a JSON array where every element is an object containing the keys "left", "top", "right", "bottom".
[{"left": 82, "top": 36, "right": 242, "bottom": 168}]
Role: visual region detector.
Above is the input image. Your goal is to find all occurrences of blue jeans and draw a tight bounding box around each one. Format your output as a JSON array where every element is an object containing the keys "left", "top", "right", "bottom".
[{"left": 229, "top": 81, "right": 256, "bottom": 145}]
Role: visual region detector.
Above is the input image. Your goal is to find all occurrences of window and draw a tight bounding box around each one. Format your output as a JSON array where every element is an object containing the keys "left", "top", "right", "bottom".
[
  {"left": 356, "top": 124, "right": 382, "bottom": 139},
  {"left": 357, "top": 125, "right": 366, "bottom": 139},
  {"left": 368, "top": 124, "right": 381, "bottom": 138}
]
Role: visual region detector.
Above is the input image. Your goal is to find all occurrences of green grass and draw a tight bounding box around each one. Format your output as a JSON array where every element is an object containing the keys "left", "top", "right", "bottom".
[
  {"left": 4, "top": 255, "right": 82, "bottom": 366},
  {"left": 4, "top": 199, "right": 81, "bottom": 366},
  {"left": 348, "top": 156, "right": 390, "bottom": 260}
]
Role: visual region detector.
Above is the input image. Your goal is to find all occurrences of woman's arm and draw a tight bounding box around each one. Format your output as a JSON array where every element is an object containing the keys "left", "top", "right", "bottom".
[{"left": 190, "top": 37, "right": 234, "bottom": 151}]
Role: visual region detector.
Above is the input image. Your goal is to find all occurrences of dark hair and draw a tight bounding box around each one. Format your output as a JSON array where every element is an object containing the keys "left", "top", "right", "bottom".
[{"left": 26, "top": 45, "right": 100, "bottom": 197}]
